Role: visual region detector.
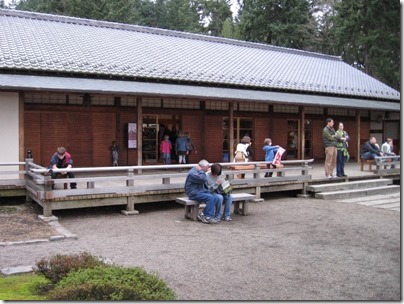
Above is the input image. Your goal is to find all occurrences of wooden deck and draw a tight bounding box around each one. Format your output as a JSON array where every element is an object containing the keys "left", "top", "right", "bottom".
[{"left": 0, "top": 159, "right": 400, "bottom": 217}]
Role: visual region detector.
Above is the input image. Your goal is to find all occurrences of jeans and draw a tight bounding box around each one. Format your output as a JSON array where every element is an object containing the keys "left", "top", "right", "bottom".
[
  {"left": 161, "top": 153, "right": 171, "bottom": 164},
  {"left": 336, "top": 149, "right": 346, "bottom": 176},
  {"left": 212, "top": 193, "right": 224, "bottom": 220},
  {"left": 361, "top": 151, "right": 378, "bottom": 160},
  {"left": 222, "top": 194, "right": 233, "bottom": 218},
  {"left": 189, "top": 191, "right": 218, "bottom": 218}
]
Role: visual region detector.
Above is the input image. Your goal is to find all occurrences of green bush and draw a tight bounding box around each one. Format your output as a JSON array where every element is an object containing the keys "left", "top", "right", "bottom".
[
  {"left": 47, "top": 266, "right": 176, "bottom": 301},
  {"left": 35, "top": 252, "right": 108, "bottom": 285}
]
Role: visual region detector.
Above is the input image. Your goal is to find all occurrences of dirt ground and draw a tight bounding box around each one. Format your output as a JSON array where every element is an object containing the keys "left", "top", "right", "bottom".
[
  {"left": 0, "top": 193, "right": 400, "bottom": 300},
  {"left": 0, "top": 197, "right": 58, "bottom": 242}
]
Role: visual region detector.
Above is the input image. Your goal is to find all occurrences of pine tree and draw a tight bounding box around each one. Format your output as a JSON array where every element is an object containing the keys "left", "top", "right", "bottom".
[{"left": 332, "top": 0, "right": 400, "bottom": 90}]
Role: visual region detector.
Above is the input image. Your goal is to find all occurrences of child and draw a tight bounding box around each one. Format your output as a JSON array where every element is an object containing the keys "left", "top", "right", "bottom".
[
  {"left": 205, "top": 163, "right": 233, "bottom": 222},
  {"left": 160, "top": 135, "right": 172, "bottom": 165},
  {"left": 263, "top": 138, "right": 279, "bottom": 177}
]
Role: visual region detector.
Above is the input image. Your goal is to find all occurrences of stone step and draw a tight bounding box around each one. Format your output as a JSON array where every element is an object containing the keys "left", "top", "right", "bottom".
[
  {"left": 358, "top": 201, "right": 400, "bottom": 208},
  {"left": 338, "top": 193, "right": 400, "bottom": 204},
  {"left": 314, "top": 185, "right": 400, "bottom": 200},
  {"left": 307, "top": 178, "right": 392, "bottom": 193}
]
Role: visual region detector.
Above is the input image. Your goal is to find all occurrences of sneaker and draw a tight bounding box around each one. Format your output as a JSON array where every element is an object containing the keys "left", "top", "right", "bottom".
[
  {"left": 327, "top": 175, "right": 332, "bottom": 179},
  {"left": 223, "top": 217, "right": 232, "bottom": 222},
  {"left": 197, "top": 212, "right": 204, "bottom": 222},
  {"left": 202, "top": 217, "right": 219, "bottom": 224},
  {"left": 207, "top": 217, "right": 219, "bottom": 224}
]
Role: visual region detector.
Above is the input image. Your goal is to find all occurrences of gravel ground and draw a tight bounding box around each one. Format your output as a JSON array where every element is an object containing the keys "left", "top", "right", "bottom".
[{"left": 0, "top": 193, "right": 400, "bottom": 301}]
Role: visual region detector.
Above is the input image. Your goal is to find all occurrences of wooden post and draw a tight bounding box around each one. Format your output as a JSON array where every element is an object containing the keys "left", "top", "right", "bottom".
[
  {"left": 300, "top": 106, "right": 305, "bottom": 160},
  {"left": 229, "top": 102, "right": 234, "bottom": 161},
  {"left": 137, "top": 97, "right": 143, "bottom": 173},
  {"left": 356, "top": 110, "right": 361, "bottom": 162}
]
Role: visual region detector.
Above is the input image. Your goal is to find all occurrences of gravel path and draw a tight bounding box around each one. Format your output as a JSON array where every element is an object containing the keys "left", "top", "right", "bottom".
[{"left": 0, "top": 194, "right": 400, "bottom": 300}]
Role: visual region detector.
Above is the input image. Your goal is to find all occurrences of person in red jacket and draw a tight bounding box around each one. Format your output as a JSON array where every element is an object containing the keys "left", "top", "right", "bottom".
[
  {"left": 160, "top": 135, "right": 172, "bottom": 165},
  {"left": 49, "top": 147, "right": 77, "bottom": 189}
]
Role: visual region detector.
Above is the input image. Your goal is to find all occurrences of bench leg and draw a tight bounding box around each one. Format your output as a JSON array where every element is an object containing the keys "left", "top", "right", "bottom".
[
  {"left": 360, "top": 162, "right": 364, "bottom": 171},
  {"left": 233, "top": 201, "right": 248, "bottom": 216},
  {"left": 185, "top": 204, "right": 199, "bottom": 221}
]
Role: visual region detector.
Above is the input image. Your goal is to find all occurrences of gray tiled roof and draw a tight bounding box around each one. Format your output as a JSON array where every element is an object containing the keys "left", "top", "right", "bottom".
[{"left": 0, "top": 9, "right": 400, "bottom": 101}]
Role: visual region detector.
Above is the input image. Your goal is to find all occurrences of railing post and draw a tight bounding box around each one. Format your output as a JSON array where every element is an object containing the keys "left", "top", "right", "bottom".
[
  {"left": 25, "top": 158, "right": 33, "bottom": 202},
  {"left": 254, "top": 163, "right": 260, "bottom": 179},
  {"left": 127, "top": 169, "right": 134, "bottom": 186},
  {"left": 297, "top": 160, "right": 310, "bottom": 198}
]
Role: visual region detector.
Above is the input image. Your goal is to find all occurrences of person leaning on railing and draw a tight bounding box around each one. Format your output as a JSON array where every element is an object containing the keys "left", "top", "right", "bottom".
[{"left": 48, "top": 147, "right": 77, "bottom": 189}]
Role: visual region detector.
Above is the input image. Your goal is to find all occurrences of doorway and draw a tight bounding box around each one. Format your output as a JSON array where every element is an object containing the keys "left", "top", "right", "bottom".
[{"left": 142, "top": 115, "right": 180, "bottom": 163}]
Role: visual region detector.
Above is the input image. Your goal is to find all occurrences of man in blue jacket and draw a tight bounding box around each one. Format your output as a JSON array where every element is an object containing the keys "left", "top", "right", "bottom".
[{"left": 184, "top": 159, "right": 220, "bottom": 224}]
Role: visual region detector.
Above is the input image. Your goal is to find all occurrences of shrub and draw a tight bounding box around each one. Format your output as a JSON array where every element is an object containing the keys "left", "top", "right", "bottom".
[
  {"left": 47, "top": 266, "right": 176, "bottom": 301},
  {"left": 35, "top": 252, "right": 108, "bottom": 285}
]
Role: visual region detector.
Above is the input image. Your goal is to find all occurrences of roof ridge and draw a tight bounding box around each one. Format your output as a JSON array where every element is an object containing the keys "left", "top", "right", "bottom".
[{"left": 0, "top": 8, "right": 341, "bottom": 61}]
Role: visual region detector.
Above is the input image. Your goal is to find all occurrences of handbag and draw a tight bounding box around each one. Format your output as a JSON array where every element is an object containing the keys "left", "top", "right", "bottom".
[{"left": 220, "top": 179, "right": 233, "bottom": 194}]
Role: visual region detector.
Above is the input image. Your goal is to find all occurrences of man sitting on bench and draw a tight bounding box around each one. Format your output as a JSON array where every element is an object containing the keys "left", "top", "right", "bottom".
[
  {"left": 49, "top": 146, "right": 77, "bottom": 189},
  {"left": 361, "top": 137, "right": 383, "bottom": 160},
  {"left": 184, "top": 159, "right": 220, "bottom": 224}
]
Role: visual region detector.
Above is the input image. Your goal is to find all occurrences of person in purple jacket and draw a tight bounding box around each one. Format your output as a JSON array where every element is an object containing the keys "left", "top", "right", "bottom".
[{"left": 49, "top": 147, "right": 77, "bottom": 189}]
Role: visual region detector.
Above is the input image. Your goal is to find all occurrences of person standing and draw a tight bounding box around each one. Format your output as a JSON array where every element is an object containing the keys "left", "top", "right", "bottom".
[
  {"left": 205, "top": 163, "right": 233, "bottom": 222},
  {"left": 263, "top": 138, "right": 279, "bottom": 177},
  {"left": 336, "top": 122, "right": 350, "bottom": 177},
  {"left": 184, "top": 159, "right": 219, "bottom": 224},
  {"left": 160, "top": 135, "right": 172, "bottom": 165},
  {"left": 49, "top": 147, "right": 77, "bottom": 189},
  {"left": 175, "top": 131, "right": 189, "bottom": 170},
  {"left": 322, "top": 118, "right": 338, "bottom": 179},
  {"left": 185, "top": 132, "right": 197, "bottom": 164},
  {"left": 111, "top": 141, "right": 119, "bottom": 166},
  {"left": 234, "top": 136, "right": 251, "bottom": 178}
]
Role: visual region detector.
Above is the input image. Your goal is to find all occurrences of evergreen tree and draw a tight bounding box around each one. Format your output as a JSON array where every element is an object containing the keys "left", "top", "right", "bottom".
[
  {"left": 237, "top": 0, "right": 316, "bottom": 50},
  {"left": 200, "top": 0, "right": 233, "bottom": 36},
  {"left": 332, "top": 0, "right": 400, "bottom": 90}
]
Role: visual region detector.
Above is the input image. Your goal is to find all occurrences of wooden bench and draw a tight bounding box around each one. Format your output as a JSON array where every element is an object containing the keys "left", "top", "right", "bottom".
[
  {"left": 360, "top": 159, "right": 376, "bottom": 171},
  {"left": 176, "top": 193, "right": 256, "bottom": 221}
]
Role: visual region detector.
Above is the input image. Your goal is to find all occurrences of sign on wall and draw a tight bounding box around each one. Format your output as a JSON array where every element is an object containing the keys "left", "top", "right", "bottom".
[{"left": 128, "top": 123, "right": 137, "bottom": 148}]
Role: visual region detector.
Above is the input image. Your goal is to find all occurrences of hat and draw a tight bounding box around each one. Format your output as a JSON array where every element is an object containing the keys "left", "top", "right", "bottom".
[{"left": 241, "top": 136, "right": 251, "bottom": 144}]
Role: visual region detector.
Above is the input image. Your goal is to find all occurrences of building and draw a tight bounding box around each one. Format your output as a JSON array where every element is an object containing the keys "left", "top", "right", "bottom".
[{"left": 0, "top": 9, "right": 400, "bottom": 168}]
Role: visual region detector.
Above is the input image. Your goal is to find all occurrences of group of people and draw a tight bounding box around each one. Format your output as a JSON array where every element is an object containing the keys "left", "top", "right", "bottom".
[
  {"left": 160, "top": 130, "right": 197, "bottom": 167},
  {"left": 323, "top": 117, "right": 397, "bottom": 179},
  {"left": 185, "top": 159, "right": 233, "bottom": 224}
]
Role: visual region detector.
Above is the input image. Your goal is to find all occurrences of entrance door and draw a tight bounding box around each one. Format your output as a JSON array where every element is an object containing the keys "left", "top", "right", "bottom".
[
  {"left": 142, "top": 115, "right": 158, "bottom": 163},
  {"left": 286, "top": 120, "right": 299, "bottom": 159},
  {"left": 142, "top": 115, "right": 180, "bottom": 163}
]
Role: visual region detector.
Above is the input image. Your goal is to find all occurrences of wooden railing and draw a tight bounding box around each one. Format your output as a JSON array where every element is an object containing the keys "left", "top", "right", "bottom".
[{"left": 0, "top": 159, "right": 314, "bottom": 217}]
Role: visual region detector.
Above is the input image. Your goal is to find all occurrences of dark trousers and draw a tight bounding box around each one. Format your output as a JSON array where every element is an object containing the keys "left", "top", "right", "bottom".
[
  {"left": 336, "top": 150, "right": 346, "bottom": 176},
  {"left": 265, "top": 164, "right": 276, "bottom": 177},
  {"left": 51, "top": 165, "right": 76, "bottom": 189}
]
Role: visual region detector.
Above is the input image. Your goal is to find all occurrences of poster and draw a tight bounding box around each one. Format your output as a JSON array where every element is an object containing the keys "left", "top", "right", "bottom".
[
  {"left": 128, "top": 123, "right": 137, "bottom": 148},
  {"left": 272, "top": 146, "right": 285, "bottom": 165}
]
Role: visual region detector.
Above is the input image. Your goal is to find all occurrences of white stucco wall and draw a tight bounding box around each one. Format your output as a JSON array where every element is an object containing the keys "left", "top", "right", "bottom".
[{"left": 0, "top": 92, "right": 20, "bottom": 178}]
